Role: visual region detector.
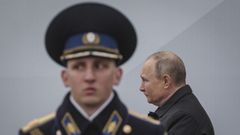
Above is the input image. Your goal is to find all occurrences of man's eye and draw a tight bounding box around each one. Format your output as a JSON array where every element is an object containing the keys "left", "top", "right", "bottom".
[
  {"left": 72, "top": 64, "right": 84, "bottom": 70},
  {"left": 141, "top": 78, "right": 148, "bottom": 82},
  {"left": 95, "top": 63, "right": 108, "bottom": 69}
]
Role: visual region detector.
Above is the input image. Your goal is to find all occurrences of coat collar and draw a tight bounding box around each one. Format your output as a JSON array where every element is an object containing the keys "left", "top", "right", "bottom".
[{"left": 154, "top": 85, "right": 192, "bottom": 118}]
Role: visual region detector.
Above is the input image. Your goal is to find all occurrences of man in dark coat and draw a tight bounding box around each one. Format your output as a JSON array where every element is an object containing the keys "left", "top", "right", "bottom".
[
  {"left": 140, "top": 51, "right": 214, "bottom": 135},
  {"left": 19, "top": 3, "right": 166, "bottom": 135}
]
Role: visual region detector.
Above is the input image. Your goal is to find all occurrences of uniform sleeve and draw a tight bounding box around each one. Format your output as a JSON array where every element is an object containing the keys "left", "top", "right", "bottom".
[{"left": 19, "top": 129, "right": 29, "bottom": 135}]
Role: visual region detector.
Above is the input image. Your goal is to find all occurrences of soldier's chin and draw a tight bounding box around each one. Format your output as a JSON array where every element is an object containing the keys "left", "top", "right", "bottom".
[{"left": 82, "top": 98, "right": 104, "bottom": 107}]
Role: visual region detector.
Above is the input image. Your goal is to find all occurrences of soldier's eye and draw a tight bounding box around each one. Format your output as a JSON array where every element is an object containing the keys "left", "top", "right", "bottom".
[
  {"left": 72, "top": 63, "right": 85, "bottom": 70},
  {"left": 95, "top": 62, "right": 109, "bottom": 70}
]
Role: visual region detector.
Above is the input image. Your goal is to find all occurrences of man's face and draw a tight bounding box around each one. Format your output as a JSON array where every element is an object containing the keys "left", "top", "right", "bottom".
[
  {"left": 62, "top": 57, "right": 122, "bottom": 108},
  {"left": 140, "top": 59, "right": 168, "bottom": 106}
]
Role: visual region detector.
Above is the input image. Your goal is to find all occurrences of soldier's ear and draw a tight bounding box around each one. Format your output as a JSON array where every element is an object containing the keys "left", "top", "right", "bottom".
[
  {"left": 61, "top": 70, "right": 69, "bottom": 87},
  {"left": 113, "top": 68, "right": 123, "bottom": 86}
]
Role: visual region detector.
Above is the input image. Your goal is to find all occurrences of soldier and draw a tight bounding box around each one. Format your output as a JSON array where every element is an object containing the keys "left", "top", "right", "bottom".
[{"left": 19, "top": 3, "right": 166, "bottom": 135}]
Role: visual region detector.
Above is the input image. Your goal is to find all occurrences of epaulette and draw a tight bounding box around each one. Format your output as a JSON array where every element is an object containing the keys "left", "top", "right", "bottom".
[
  {"left": 21, "top": 112, "right": 56, "bottom": 133},
  {"left": 129, "top": 110, "right": 160, "bottom": 125}
]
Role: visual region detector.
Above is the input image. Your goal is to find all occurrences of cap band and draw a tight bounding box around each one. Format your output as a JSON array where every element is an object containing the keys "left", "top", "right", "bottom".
[
  {"left": 61, "top": 51, "right": 123, "bottom": 61},
  {"left": 61, "top": 32, "right": 122, "bottom": 61}
]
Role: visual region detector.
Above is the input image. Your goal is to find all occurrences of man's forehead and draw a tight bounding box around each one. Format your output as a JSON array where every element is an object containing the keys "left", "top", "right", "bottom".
[{"left": 143, "top": 59, "right": 155, "bottom": 69}]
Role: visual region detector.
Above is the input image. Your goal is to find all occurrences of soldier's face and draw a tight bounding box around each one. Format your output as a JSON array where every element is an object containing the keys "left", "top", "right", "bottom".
[
  {"left": 62, "top": 57, "right": 122, "bottom": 109},
  {"left": 139, "top": 59, "right": 170, "bottom": 106}
]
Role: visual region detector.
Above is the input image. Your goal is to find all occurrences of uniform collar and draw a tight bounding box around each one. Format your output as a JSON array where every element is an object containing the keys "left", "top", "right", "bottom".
[
  {"left": 69, "top": 92, "right": 114, "bottom": 121},
  {"left": 56, "top": 91, "right": 128, "bottom": 135},
  {"left": 154, "top": 85, "right": 192, "bottom": 118}
]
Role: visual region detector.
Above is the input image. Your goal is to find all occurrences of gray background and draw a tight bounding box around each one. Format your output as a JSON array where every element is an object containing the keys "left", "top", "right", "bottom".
[{"left": 0, "top": 0, "right": 239, "bottom": 134}]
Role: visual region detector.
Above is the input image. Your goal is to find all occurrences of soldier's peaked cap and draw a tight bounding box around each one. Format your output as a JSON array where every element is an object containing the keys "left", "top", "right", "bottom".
[{"left": 45, "top": 2, "right": 137, "bottom": 66}]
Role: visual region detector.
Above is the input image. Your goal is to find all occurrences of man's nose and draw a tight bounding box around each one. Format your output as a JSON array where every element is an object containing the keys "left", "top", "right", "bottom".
[
  {"left": 139, "top": 82, "right": 145, "bottom": 92},
  {"left": 84, "top": 68, "right": 95, "bottom": 82}
]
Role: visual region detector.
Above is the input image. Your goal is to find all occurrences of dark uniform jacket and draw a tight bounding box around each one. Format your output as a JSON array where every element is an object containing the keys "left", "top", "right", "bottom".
[
  {"left": 148, "top": 85, "right": 214, "bottom": 135},
  {"left": 20, "top": 92, "right": 166, "bottom": 135}
]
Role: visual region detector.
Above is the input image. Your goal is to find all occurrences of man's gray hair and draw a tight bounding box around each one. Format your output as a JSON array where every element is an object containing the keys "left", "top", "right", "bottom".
[{"left": 147, "top": 51, "right": 186, "bottom": 85}]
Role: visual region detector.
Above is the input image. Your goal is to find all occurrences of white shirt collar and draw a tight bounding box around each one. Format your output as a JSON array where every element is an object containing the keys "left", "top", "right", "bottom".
[{"left": 70, "top": 92, "right": 114, "bottom": 121}]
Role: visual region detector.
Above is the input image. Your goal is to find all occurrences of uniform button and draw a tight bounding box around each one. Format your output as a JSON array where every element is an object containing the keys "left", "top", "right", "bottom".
[
  {"left": 56, "top": 130, "right": 62, "bottom": 135},
  {"left": 123, "top": 124, "right": 132, "bottom": 134}
]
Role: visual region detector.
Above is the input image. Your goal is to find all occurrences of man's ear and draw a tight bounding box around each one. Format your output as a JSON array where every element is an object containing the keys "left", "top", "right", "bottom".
[
  {"left": 61, "top": 70, "right": 69, "bottom": 87},
  {"left": 162, "top": 74, "right": 171, "bottom": 89},
  {"left": 113, "top": 68, "right": 123, "bottom": 86}
]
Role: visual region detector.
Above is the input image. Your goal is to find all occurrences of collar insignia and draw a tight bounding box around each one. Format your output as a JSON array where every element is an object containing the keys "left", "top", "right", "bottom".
[
  {"left": 102, "top": 110, "right": 122, "bottom": 135},
  {"left": 61, "top": 112, "right": 81, "bottom": 135}
]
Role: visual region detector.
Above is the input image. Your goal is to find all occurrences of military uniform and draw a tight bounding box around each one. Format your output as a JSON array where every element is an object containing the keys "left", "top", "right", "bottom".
[
  {"left": 19, "top": 2, "right": 167, "bottom": 135},
  {"left": 20, "top": 92, "right": 165, "bottom": 135}
]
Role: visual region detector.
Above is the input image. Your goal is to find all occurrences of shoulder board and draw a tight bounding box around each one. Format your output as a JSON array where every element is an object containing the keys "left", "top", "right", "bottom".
[
  {"left": 129, "top": 110, "right": 160, "bottom": 125},
  {"left": 21, "top": 112, "right": 56, "bottom": 133}
]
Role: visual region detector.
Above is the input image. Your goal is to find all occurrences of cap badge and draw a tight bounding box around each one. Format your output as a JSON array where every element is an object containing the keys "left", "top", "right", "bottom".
[{"left": 82, "top": 32, "right": 100, "bottom": 45}]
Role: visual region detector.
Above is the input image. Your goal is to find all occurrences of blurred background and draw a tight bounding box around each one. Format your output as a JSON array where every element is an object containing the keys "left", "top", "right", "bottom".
[{"left": 0, "top": 0, "right": 239, "bottom": 134}]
